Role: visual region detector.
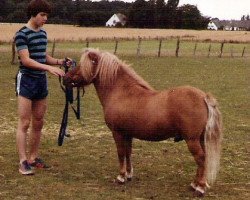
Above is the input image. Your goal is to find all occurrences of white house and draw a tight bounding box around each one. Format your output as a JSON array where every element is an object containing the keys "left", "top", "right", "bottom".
[
  {"left": 106, "top": 13, "right": 127, "bottom": 27},
  {"left": 208, "top": 18, "right": 250, "bottom": 31},
  {"left": 207, "top": 18, "right": 220, "bottom": 30}
]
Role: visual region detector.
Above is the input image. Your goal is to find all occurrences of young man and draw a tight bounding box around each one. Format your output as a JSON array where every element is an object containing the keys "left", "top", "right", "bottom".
[{"left": 15, "top": 0, "right": 66, "bottom": 175}]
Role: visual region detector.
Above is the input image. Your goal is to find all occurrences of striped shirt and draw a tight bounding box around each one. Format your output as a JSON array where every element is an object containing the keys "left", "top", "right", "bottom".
[{"left": 15, "top": 26, "right": 48, "bottom": 75}]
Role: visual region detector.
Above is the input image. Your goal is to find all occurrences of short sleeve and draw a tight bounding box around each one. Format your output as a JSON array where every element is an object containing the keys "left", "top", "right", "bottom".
[{"left": 15, "top": 31, "right": 28, "bottom": 52}]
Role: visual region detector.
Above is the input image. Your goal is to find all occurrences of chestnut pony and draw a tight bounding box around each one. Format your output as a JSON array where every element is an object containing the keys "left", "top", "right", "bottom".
[{"left": 63, "top": 49, "right": 222, "bottom": 197}]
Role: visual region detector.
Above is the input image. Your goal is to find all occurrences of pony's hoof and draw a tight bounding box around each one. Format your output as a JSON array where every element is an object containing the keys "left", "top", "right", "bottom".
[
  {"left": 189, "top": 182, "right": 196, "bottom": 191},
  {"left": 127, "top": 177, "right": 132, "bottom": 181},
  {"left": 116, "top": 175, "right": 126, "bottom": 184},
  {"left": 193, "top": 190, "right": 205, "bottom": 198},
  {"left": 126, "top": 171, "right": 133, "bottom": 181},
  {"left": 193, "top": 186, "right": 205, "bottom": 198}
]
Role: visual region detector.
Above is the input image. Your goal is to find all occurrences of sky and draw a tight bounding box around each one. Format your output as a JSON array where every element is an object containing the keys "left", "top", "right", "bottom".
[{"left": 178, "top": 0, "right": 250, "bottom": 20}]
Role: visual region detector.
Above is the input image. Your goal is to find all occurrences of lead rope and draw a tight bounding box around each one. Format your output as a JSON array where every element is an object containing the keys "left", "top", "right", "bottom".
[{"left": 58, "top": 58, "right": 81, "bottom": 146}]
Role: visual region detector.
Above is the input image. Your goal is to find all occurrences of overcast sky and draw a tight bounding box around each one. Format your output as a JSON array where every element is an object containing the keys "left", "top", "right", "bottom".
[{"left": 179, "top": 0, "right": 250, "bottom": 20}]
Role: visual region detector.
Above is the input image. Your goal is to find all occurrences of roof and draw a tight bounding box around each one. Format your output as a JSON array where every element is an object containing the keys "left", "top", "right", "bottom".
[
  {"left": 210, "top": 19, "right": 250, "bottom": 29},
  {"left": 115, "top": 13, "right": 127, "bottom": 23},
  {"left": 210, "top": 18, "right": 221, "bottom": 27}
]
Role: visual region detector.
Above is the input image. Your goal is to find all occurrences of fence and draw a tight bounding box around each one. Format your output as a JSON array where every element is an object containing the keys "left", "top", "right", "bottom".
[{"left": 11, "top": 37, "right": 250, "bottom": 64}]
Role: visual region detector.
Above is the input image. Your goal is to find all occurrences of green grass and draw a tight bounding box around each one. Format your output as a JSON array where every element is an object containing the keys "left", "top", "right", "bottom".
[
  {"left": 43, "top": 39, "right": 250, "bottom": 58},
  {"left": 0, "top": 42, "right": 249, "bottom": 199}
]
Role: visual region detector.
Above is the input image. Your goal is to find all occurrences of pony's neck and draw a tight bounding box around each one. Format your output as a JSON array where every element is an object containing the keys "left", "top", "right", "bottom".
[
  {"left": 119, "top": 65, "right": 154, "bottom": 90},
  {"left": 93, "top": 66, "right": 155, "bottom": 107},
  {"left": 93, "top": 81, "right": 113, "bottom": 107}
]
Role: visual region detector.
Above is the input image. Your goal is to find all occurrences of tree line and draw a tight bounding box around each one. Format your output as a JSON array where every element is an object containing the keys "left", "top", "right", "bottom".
[
  {"left": 241, "top": 14, "right": 250, "bottom": 21},
  {"left": 0, "top": 0, "right": 210, "bottom": 29}
]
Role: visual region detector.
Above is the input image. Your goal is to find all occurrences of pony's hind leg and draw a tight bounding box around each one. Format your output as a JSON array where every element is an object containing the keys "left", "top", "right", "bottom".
[{"left": 186, "top": 139, "right": 207, "bottom": 197}]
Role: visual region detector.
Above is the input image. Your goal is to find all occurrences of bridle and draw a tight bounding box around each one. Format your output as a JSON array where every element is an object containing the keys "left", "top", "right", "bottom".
[{"left": 58, "top": 58, "right": 83, "bottom": 146}]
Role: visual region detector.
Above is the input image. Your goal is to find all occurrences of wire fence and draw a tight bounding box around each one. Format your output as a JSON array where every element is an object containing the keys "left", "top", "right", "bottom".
[{"left": 11, "top": 37, "right": 250, "bottom": 64}]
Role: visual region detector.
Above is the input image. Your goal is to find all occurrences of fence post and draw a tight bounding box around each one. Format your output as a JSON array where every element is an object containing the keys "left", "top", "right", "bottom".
[
  {"left": 242, "top": 46, "right": 246, "bottom": 57},
  {"left": 219, "top": 41, "right": 224, "bottom": 58},
  {"left": 86, "top": 38, "right": 89, "bottom": 48},
  {"left": 193, "top": 41, "right": 198, "bottom": 56},
  {"left": 137, "top": 36, "right": 142, "bottom": 57},
  {"left": 51, "top": 38, "right": 56, "bottom": 57},
  {"left": 11, "top": 37, "right": 16, "bottom": 65},
  {"left": 207, "top": 44, "right": 212, "bottom": 58},
  {"left": 175, "top": 37, "right": 180, "bottom": 57},
  {"left": 114, "top": 38, "right": 119, "bottom": 55},
  {"left": 158, "top": 39, "right": 162, "bottom": 57},
  {"left": 230, "top": 45, "right": 234, "bottom": 58}
]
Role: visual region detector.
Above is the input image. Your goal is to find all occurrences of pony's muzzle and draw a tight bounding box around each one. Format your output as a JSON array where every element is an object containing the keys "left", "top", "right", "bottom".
[
  {"left": 63, "top": 75, "right": 74, "bottom": 88},
  {"left": 63, "top": 70, "right": 86, "bottom": 88}
]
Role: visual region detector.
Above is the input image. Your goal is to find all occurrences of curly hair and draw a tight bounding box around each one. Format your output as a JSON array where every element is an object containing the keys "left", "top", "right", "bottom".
[{"left": 27, "top": 0, "right": 52, "bottom": 18}]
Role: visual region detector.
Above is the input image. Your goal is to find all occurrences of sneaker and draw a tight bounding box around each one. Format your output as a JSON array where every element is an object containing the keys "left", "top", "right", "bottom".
[
  {"left": 19, "top": 160, "right": 34, "bottom": 175},
  {"left": 29, "top": 158, "right": 50, "bottom": 169}
]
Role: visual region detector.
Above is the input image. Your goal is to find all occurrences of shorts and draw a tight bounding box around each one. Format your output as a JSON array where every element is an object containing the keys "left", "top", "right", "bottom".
[{"left": 16, "top": 72, "right": 48, "bottom": 100}]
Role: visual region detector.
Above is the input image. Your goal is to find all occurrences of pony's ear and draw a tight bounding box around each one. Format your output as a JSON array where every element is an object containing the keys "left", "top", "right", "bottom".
[{"left": 88, "top": 51, "right": 99, "bottom": 66}]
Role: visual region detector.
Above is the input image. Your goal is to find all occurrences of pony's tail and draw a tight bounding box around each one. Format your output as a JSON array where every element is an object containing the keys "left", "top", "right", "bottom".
[{"left": 204, "top": 93, "right": 223, "bottom": 185}]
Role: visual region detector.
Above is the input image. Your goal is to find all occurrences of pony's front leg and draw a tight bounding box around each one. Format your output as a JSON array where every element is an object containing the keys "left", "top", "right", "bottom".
[
  {"left": 125, "top": 137, "right": 133, "bottom": 181},
  {"left": 113, "top": 131, "right": 127, "bottom": 184}
]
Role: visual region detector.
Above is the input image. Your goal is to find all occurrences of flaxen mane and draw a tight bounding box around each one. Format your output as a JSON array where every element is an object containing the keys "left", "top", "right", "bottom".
[{"left": 80, "top": 49, "right": 154, "bottom": 90}]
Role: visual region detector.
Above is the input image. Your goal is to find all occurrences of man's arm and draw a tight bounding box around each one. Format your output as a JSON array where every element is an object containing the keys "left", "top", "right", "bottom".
[
  {"left": 46, "top": 53, "right": 64, "bottom": 65},
  {"left": 18, "top": 49, "right": 65, "bottom": 76}
]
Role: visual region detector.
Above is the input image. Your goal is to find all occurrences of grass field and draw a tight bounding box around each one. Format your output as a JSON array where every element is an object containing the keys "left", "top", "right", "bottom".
[
  {"left": 49, "top": 39, "right": 250, "bottom": 58},
  {"left": 1, "top": 23, "right": 250, "bottom": 43},
  {"left": 2, "top": 23, "right": 250, "bottom": 58},
  {"left": 0, "top": 39, "right": 249, "bottom": 199}
]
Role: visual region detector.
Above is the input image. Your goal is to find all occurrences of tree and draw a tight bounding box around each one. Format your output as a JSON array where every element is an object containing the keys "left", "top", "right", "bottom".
[
  {"left": 75, "top": 9, "right": 111, "bottom": 27},
  {"left": 0, "top": 0, "right": 6, "bottom": 18},
  {"left": 155, "top": 0, "right": 165, "bottom": 28},
  {"left": 0, "top": 0, "right": 209, "bottom": 29},
  {"left": 165, "top": 0, "right": 179, "bottom": 28},
  {"left": 128, "top": 0, "right": 155, "bottom": 28},
  {"left": 0, "top": 0, "right": 16, "bottom": 22},
  {"left": 166, "top": 0, "right": 179, "bottom": 9},
  {"left": 241, "top": 14, "right": 250, "bottom": 21},
  {"left": 175, "top": 4, "right": 209, "bottom": 29}
]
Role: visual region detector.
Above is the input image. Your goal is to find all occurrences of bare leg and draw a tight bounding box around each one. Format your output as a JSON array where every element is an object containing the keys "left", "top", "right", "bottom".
[
  {"left": 16, "top": 96, "right": 32, "bottom": 163},
  {"left": 29, "top": 99, "right": 47, "bottom": 161},
  {"left": 186, "top": 139, "right": 207, "bottom": 197}
]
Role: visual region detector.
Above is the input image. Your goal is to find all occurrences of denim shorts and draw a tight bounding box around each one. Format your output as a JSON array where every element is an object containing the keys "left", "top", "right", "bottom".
[{"left": 16, "top": 72, "right": 48, "bottom": 100}]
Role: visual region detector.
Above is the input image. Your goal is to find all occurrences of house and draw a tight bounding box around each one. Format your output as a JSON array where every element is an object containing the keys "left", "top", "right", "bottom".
[
  {"left": 238, "top": 20, "right": 250, "bottom": 31},
  {"left": 106, "top": 13, "right": 127, "bottom": 27},
  {"left": 207, "top": 18, "right": 220, "bottom": 30},
  {"left": 207, "top": 18, "right": 250, "bottom": 31}
]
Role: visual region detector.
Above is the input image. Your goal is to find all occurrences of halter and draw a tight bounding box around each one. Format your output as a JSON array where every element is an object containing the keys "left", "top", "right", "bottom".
[{"left": 58, "top": 58, "right": 82, "bottom": 146}]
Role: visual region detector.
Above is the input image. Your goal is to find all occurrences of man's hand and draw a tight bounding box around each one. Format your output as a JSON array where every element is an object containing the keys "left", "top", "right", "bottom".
[{"left": 48, "top": 66, "right": 65, "bottom": 77}]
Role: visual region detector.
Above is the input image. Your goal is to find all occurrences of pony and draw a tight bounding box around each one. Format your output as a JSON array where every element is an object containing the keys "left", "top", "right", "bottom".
[{"left": 63, "top": 48, "right": 223, "bottom": 197}]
